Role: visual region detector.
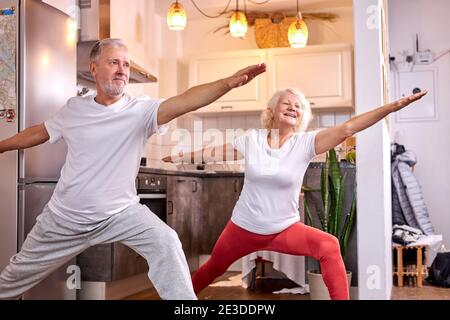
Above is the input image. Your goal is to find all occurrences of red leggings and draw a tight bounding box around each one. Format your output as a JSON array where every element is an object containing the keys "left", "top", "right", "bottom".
[{"left": 192, "top": 220, "right": 349, "bottom": 300}]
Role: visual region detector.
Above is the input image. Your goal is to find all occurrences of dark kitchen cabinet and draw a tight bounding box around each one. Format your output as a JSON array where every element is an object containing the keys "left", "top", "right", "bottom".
[
  {"left": 199, "top": 177, "right": 243, "bottom": 254},
  {"left": 166, "top": 176, "right": 202, "bottom": 272},
  {"left": 77, "top": 242, "right": 148, "bottom": 282},
  {"left": 165, "top": 175, "right": 244, "bottom": 270}
]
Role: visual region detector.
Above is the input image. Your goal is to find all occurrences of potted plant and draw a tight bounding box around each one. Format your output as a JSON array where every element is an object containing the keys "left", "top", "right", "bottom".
[{"left": 302, "top": 148, "right": 356, "bottom": 300}]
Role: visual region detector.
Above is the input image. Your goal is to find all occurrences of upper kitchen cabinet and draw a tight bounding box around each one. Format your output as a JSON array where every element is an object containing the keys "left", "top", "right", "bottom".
[
  {"left": 42, "top": 0, "right": 78, "bottom": 16},
  {"left": 189, "top": 44, "right": 354, "bottom": 114},
  {"left": 267, "top": 44, "right": 354, "bottom": 109},
  {"left": 189, "top": 50, "right": 267, "bottom": 114}
]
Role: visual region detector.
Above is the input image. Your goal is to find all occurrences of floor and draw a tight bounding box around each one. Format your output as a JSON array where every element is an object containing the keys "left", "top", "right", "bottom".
[
  {"left": 123, "top": 271, "right": 450, "bottom": 300},
  {"left": 124, "top": 272, "right": 309, "bottom": 300},
  {"left": 391, "top": 283, "right": 450, "bottom": 300}
]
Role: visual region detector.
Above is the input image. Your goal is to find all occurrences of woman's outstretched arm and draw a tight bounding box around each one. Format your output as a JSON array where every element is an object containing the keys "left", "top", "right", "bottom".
[
  {"left": 314, "top": 91, "right": 428, "bottom": 155},
  {"left": 162, "top": 143, "right": 243, "bottom": 164}
]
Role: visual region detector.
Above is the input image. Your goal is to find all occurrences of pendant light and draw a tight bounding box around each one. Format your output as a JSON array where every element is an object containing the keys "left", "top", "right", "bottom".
[
  {"left": 167, "top": 0, "right": 187, "bottom": 31},
  {"left": 288, "top": 0, "right": 309, "bottom": 48},
  {"left": 229, "top": 0, "right": 248, "bottom": 38}
]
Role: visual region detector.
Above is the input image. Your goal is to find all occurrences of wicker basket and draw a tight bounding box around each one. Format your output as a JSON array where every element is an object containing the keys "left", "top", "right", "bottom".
[{"left": 254, "top": 13, "right": 296, "bottom": 49}]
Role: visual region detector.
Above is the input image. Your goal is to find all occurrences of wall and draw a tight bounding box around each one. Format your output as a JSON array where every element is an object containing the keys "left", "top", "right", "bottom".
[
  {"left": 354, "top": 0, "right": 392, "bottom": 300},
  {"left": 109, "top": 0, "right": 185, "bottom": 167},
  {"left": 110, "top": 0, "right": 160, "bottom": 98},
  {"left": 47, "top": 0, "right": 184, "bottom": 169},
  {"left": 145, "top": 13, "right": 184, "bottom": 169},
  {"left": 44, "top": 0, "right": 170, "bottom": 166},
  {"left": 388, "top": 0, "right": 450, "bottom": 249},
  {"left": 45, "top": 0, "right": 162, "bottom": 98}
]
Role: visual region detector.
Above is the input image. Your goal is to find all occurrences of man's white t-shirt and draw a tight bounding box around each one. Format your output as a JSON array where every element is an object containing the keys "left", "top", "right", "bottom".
[
  {"left": 44, "top": 94, "right": 168, "bottom": 224},
  {"left": 231, "top": 128, "right": 320, "bottom": 235}
]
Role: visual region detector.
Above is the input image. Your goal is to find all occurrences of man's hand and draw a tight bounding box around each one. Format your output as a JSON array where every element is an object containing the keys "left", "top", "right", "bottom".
[
  {"left": 157, "top": 63, "right": 267, "bottom": 125},
  {"left": 224, "top": 63, "right": 267, "bottom": 89},
  {"left": 391, "top": 90, "right": 428, "bottom": 112}
]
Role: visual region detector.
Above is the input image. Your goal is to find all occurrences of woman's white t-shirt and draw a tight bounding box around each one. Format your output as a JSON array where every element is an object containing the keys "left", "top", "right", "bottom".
[
  {"left": 231, "top": 128, "right": 320, "bottom": 235},
  {"left": 44, "top": 94, "right": 167, "bottom": 224}
]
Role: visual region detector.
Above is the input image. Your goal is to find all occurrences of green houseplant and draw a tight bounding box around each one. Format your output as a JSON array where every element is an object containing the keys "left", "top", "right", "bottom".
[{"left": 302, "top": 148, "right": 356, "bottom": 299}]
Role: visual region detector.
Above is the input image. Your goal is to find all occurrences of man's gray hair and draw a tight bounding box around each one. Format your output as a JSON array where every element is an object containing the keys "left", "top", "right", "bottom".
[{"left": 89, "top": 38, "right": 128, "bottom": 62}]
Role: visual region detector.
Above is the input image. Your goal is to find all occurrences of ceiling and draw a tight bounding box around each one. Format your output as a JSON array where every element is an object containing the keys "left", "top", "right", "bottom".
[{"left": 156, "top": 0, "right": 353, "bottom": 19}]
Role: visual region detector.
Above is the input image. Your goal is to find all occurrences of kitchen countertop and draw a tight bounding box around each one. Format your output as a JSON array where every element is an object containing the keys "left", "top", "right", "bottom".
[
  {"left": 139, "top": 167, "right": 245, "bottom": 178},
  {"left": 139, "top": 161, "right": 355, "bottom": 178},
  {"left": 309, "top": 160, "right": 356, "bottom": 169}
]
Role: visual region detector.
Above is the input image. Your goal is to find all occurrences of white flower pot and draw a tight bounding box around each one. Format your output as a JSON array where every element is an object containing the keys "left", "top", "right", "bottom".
[{"left": 307, "top": 270, "right": 352, "bottom": 300}]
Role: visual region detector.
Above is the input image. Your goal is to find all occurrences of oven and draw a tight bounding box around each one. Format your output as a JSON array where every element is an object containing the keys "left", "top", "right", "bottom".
[{"left": 136, "top": 173, "right": 167, "bottom": 224}]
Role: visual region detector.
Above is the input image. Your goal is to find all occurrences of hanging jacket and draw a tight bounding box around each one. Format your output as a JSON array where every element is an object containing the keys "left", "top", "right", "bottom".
[{"left": 391, "top": 150, "right": 435, "bottom": 235}]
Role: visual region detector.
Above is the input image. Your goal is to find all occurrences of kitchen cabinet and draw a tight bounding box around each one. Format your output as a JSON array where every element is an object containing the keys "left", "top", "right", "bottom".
[
  {"left": 199, "top": 177, "right": 243, "bottom": 254},
  {"left": 267, "top": 44, "right": 353, "bottom": 109},
  {"left": 189, "top": 44, "right": 353, "bottom": 114},
  {"left": 166, "top": 176, "right": 202, "bottom": 272},
  {"left": 42, "top": 0, "right": 78, "bottom": 16},
  {"left": 189, "top": 50, "right": 267, "bottom": 114},
  {"left": 166, "top": 174, "right": 244, "bottom": 267},
  {"left": 77, "top": 242, "right": 148, "bottom": 282}
]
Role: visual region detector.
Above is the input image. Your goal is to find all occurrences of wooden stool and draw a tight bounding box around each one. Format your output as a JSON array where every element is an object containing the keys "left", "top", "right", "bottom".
[{"left": 393, "top": 244, "right": 429, "bottom": 287}]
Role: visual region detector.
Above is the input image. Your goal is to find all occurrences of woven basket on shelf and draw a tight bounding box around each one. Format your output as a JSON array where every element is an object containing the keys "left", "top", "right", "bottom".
[{"left": 254, "top": 13, "right": 296, "bottom": 49}]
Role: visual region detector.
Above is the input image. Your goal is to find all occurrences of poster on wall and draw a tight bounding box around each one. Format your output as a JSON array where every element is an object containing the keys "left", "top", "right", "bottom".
[{"left": 0, "top": 9, "right": 16, "bottom": 121}]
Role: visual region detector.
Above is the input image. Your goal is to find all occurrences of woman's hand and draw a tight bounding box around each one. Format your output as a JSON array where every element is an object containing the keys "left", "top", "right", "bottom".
[
  {"left": 391, "top": 90, "right": 428, "bottom": 112},
  {"left": 162, "top": 155, "right": 173, "bottom": 163}
]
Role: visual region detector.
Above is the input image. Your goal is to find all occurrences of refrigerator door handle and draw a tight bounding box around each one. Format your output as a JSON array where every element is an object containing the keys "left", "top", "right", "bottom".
[{"left": 17, "top": 185, "right": 25, "bottom": 251}]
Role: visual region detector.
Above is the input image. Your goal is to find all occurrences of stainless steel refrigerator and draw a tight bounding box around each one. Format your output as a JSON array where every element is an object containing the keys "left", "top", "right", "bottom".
[{"left": 0, "top": 0, "right": 77, "bottom": 299}]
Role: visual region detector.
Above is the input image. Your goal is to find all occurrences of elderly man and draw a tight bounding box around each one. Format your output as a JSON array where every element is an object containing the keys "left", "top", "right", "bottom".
[{"left": 0, "top": 38, "right": 266, "bottom": 300}]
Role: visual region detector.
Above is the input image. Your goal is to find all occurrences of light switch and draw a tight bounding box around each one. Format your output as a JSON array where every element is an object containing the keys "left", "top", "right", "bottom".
[{"left": 396, "top": 70, "right": 437, "bottom": 122}]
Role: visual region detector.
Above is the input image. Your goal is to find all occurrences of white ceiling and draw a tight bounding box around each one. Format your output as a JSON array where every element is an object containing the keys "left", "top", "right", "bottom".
[{"left": 156, "top": 0, "right": 352, "bottom": 19}]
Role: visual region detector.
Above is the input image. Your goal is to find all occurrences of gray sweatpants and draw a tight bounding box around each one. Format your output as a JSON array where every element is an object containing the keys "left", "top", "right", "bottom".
[{"left": 0, "top": 203, "right": 197, "bottom": 300}]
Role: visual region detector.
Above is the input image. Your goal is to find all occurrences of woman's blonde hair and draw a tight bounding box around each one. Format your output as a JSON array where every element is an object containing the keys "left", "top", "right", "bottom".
[{"left": 261, "top": 88, "right": 313, "bottom": 132}]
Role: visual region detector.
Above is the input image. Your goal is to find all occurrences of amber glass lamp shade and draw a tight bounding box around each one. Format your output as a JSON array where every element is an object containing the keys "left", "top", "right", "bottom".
[
  {"left": 288, "top": 13, "right": 309, "bottom": 48},
  {"left": 167, "top": 1, "right": 187, "bottom": 31},
  {"left": 229, "top": 11, "right": 248, "bottom": 37}
]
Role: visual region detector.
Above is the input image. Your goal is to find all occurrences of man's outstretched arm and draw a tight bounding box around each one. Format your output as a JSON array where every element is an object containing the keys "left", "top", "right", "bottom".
[
  {"left": 157, "top": 63, "right": 267, "bottom": 125},
  {"left": 0, "top": 123, "right": 50, "bottom": 154}
]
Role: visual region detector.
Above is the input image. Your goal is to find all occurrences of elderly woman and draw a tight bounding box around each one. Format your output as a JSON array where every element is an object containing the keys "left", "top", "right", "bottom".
[{"left": 163, "top": 88, "right": 426, "bottom": 300}]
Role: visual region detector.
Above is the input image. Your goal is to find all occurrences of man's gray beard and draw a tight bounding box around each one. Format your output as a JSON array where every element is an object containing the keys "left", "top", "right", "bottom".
[{"left": 102, "top": 81, "right": 126, "bottom": 97}]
